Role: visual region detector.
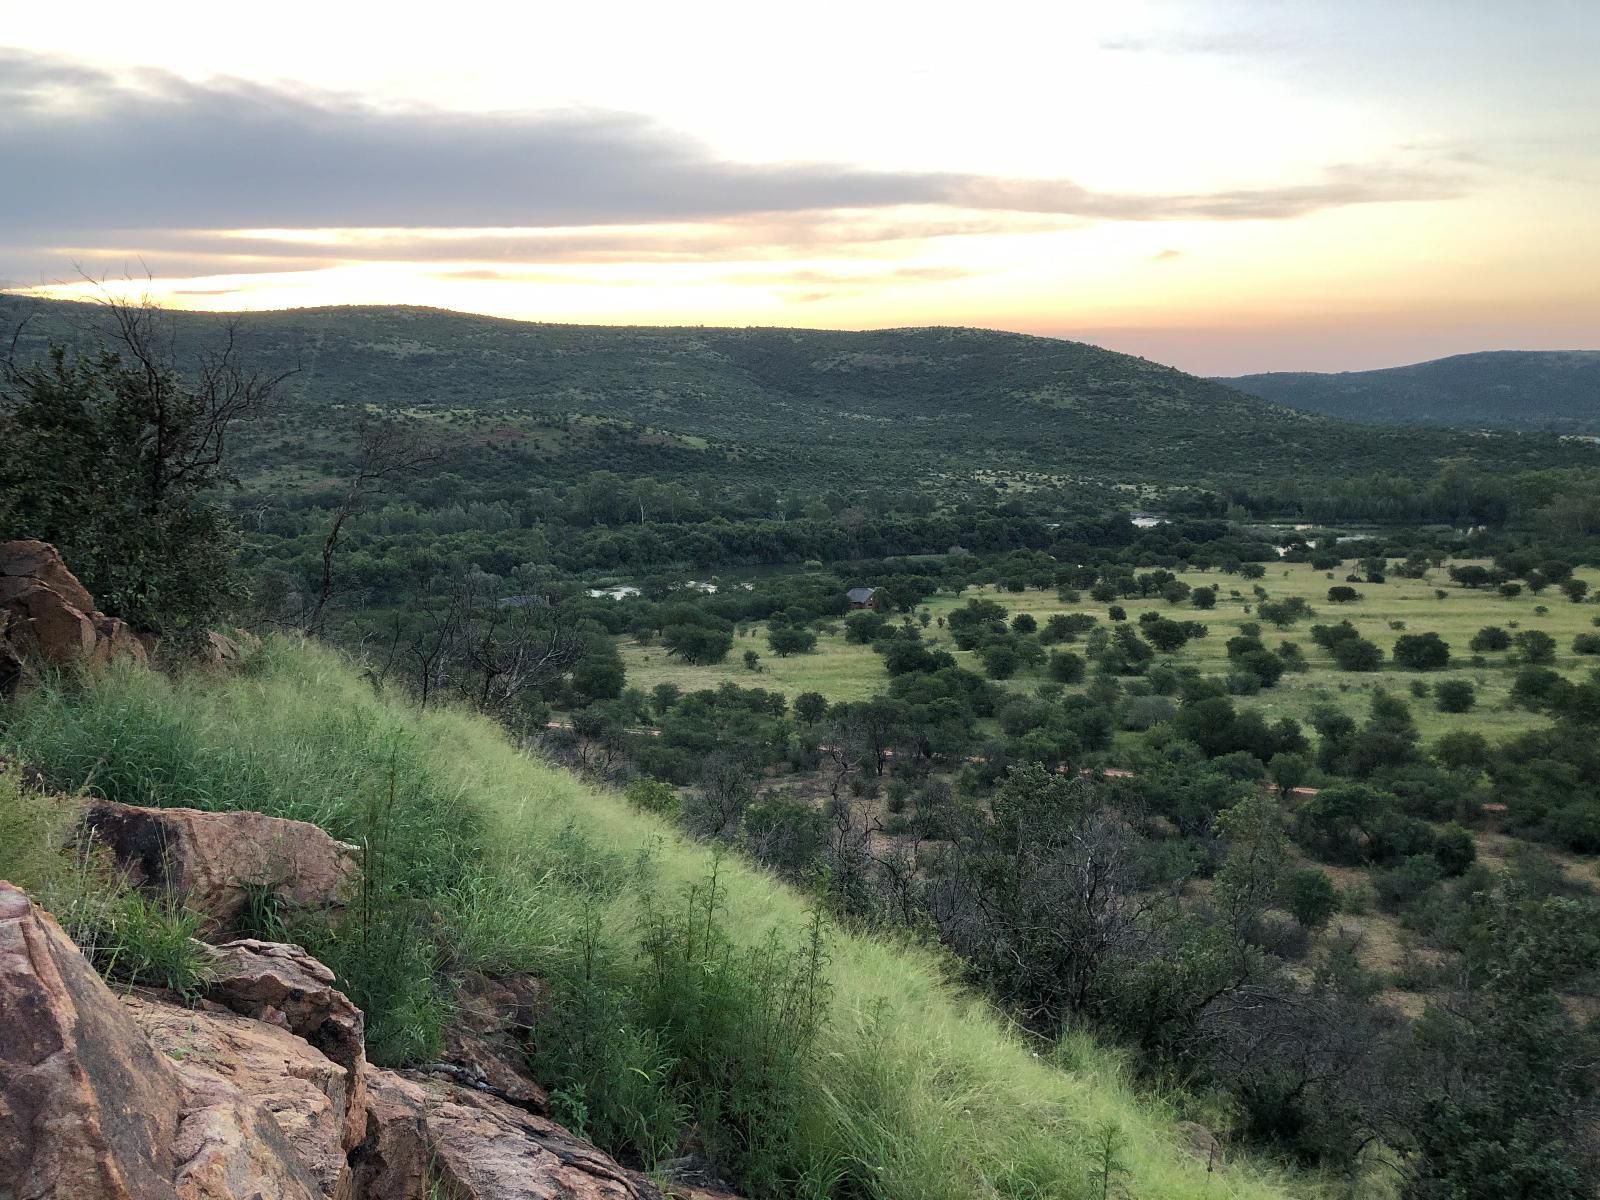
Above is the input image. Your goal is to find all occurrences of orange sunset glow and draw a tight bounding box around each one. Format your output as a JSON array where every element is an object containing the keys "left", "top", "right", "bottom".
[{"left": 3, "top": 1, "right": 1598, "bottom": 372}]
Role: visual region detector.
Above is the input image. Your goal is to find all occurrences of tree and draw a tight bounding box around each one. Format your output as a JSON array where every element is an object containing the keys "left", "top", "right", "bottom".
[
  {"left": 1514, "top": 629, "right": 1557, "bottom": 665},
  {"left": 1560, "top": 578, "right": 1589, "bottom": 604},
  {"left": 767, "top": 625, "right": 817, "bottom": 657},
  {"left": 794, "top": 691, "right": 829, "bottom": 725},
  {"left": 1, "top": 294, "right": 291, "bottom": 636},
  {"left": 1327, "top": 585, "right": 1361, "bottom": 604},
  {"left": 1048, "top": 650, "right": 1085, "bottom": 684},
  {"left": 1393, "top": 632, "right": 1451, "bottom": 671},
  {"left": 663, "top": 623, "right": 735, "bottom": 664}
]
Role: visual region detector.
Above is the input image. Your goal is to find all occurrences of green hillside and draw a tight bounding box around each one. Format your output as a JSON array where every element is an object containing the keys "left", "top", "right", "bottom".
[
  {"left": 0, "top": 639, "right": 1310, "bottom": 1200},
  {"left": 1220, "top": 351, "right": 1600, "bottom": 433},
  {"left": 4, "top": 294, "right": 1590, "bottom": 490}
]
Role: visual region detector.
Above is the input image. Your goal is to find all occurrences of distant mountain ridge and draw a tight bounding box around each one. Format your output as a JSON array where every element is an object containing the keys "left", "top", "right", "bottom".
[
  {"left": 1219, "top": 350, "right": 1600, "bottom": 433},
  {"left": 3, "top": 295, "right": 1593, "bottom": 487}
]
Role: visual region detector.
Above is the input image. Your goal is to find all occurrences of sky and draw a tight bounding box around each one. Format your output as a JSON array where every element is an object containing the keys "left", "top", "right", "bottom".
[{"left": 2, "top": 0, "right": 1597, "bottom": 374}]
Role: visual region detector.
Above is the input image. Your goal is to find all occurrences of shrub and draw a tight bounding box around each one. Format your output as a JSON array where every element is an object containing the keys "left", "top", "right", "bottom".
[
  {"left": 1573, "top": 633, "right": 1600, "bottom": 655},
  {"left": 1513, "top": 629, "right": 1557, "bottom": 665},
  {"left": 1469, "top": 626, "right": 1511, "bottom": 652},
  {"left": 1047, "top": 650, "right": 1086, "bottom": 684},
  {"left": 1282, "top": 868, "right": 1339, "bottom": 929},
  {"left": 1327, "top": 586, "right": 1361, "bottom": 604},
  {"left": 1434, "top": 679, "right": 1476, "bottom": 712},
  {"left": 1393, "top": 632, "right": 1451, "bottom": 672}
]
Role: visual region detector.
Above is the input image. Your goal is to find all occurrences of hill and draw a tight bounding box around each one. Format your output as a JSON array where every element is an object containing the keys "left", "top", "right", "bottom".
[
  {"left": 1219, "top": 350, "right": 1600, "bottom": 433},
  {"left": 0, "top": 636, "right": 1308, "bottom": 1200},
  {"left": 4, "top": 294, "right": 1590, "bottom": 491}
]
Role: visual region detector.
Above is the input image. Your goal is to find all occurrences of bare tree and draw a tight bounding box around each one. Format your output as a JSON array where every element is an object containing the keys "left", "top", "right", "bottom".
[{"left": 307, "top": 417, "right": 439, "bottom": 633}]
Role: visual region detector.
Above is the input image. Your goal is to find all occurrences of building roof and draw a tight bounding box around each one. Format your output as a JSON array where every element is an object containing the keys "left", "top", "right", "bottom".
[{"left": 846, "top": 586, "right": 878, "bottom": 604}]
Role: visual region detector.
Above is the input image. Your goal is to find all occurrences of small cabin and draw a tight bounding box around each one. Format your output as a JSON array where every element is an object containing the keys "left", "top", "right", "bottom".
[{"left": 846, "top": 586, "right": 879, "bottom": 609}]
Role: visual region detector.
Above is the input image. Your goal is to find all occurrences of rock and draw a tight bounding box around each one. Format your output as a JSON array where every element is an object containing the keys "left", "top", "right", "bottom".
[
  {"left": 83, "top": 801, "right": 360, "bottom": 938},
  {"left": 201, "top": 939, "right": 366, "bottom": 1064},
  {"left": 126, "top": 995, "right": 352, "bottom": 1200},
  {"left": 0, "top": 539, "right": 96, "bottom": 613},
  {"left": 437, "top": 970, "right": 550, "bottom": 1113},
  {"left": 352, "top": 1069, "right": 665, "bottom": 1200},
  {"left": 0, "top": 540, "right": 146, "bottom": 683},
  {"left": 0, "top": 880, "right": 183, "bottom": 1200},
  {"left": 1176, "top": 1120, "right": 1221, "bottom": 1166}
]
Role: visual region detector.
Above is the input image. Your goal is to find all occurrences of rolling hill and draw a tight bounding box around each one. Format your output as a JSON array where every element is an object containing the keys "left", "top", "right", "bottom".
[
  {"left": 4, "top": 295, "right": 1593, "bottom": 489},
  {"left": 1220, "top": 350, "right": 1600, "bottom": 433}
]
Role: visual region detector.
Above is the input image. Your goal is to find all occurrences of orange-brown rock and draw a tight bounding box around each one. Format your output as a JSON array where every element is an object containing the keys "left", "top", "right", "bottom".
[
  {"left": 352, "top": 1069, "right": 665, "bottom": 1200},
  {"left": 0, "top": 541, "right": 146, "bottom": 690},
  {"left": 0, "top": 880, "right": 183, "bottom": 1200},
  {"left": 126, "top": 995, "right": 354, "bottom": 1199},
  {"left": 83, "top": 801, "right": 360, "bottom": 937},
  {"left": 0, "top": 539, "right": 96, "bottom": 613}
]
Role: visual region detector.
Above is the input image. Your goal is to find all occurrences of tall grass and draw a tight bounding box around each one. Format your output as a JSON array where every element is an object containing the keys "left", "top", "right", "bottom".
[{"left": 0, "top": 638, "right": 1311, "bottom": 1200}]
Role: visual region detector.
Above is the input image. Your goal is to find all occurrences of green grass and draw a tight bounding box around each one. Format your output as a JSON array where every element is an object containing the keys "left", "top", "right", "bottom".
[
  {"left": 0, "top": 641, "right": 1315, "bottom": 1200},
  {"left": 633, "top": 561, "right": 1598, "bottom": 744}
]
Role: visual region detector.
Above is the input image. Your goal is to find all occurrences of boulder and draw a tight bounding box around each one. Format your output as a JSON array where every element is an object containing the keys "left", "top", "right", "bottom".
[
  {"left": 352, "top": 1069, "right": 664, "bottom": 1200},
  {"left": 83, "top": 801, "right": 360, "bottom": 938},
  {"left": 126, "top": 996, "right": 352, "bottom": 1200},
  {"left": 0, "top": 540, "right": 146, "bottom": 684},
  {"left": 0, "top": 539, "right": 96, "bottom": 613},
  {"left": 0, "top": 880, "right": 183, "bottom": 1200},
  {"left": 201, "top": 940, "right": 365, "bottom": 1072}
]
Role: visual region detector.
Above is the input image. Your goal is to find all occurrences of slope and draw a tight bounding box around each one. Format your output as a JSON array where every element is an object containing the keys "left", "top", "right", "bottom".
[
  {"left": 4, "top": 293, "right": 1589, "bottom": 489},
  {"left": 0, "top": 637, "right": 1314, "bottom": 1200},
  {"left": 1220, "top": 350, "right": 1600, "bottom": 433}
]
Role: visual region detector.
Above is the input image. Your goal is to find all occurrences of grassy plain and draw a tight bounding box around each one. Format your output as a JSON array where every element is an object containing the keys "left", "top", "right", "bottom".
[{"left": 620, "top": 560, "right": 1600, "bottom": 743}]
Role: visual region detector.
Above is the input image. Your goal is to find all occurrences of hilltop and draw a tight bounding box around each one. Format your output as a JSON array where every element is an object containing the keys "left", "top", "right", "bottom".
[
  {"left": 1220, "top": 350, "right": 1600, "bottom": 433},
  {"left": 4, "top": 295, "right": 1590, "bottom": 490}
]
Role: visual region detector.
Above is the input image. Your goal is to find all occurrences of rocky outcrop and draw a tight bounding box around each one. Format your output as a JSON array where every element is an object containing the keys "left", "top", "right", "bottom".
[
  {"left": 1, "top": 878, "right": 723, "bottom": 1200},
  {"left": 352, "top": 1069, "right": 661, "bottom": 1200},
  {"left": 0, "top": 880, "right": 183, "bottom": 1200},
  {"left": 127, "top": 996, "right": 354, "bottom": 1200},
  {"left": 0, "top": 540, "right": 146, "bottom": 693},
  {"left": 82, "top": 801, "right": 360, "bottom": 937},
  {"left": 201, "top": 940, "right": 366, "bottom": 1077}
]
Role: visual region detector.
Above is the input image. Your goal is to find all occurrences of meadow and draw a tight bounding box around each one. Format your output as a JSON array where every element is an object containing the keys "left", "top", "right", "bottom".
[{"left": 621, "top": 560, "right": 1600, "bottom": 743}]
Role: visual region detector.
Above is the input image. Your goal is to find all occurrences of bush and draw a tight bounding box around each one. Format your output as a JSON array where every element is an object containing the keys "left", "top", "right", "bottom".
[
  {"left": 1330, "top": 636, "right": 1383, "bottom": 672},
  {"left": 1393, "top": 632, "right": 1450, "bottom": 671},
  {"left": 1047, "top": 650, "right": 1086, "bottom": 684},
  {"left": 1514, "top": 629, "right": 1557, "bottom": 665},
  {"left": 1469, "top": 626, "right": 1511, "bottom": 652},
  {"left": 1327, "top": 586, "right": 1361, "bottom": 604},
  {"left": 1573, "top": 633, "right": 1600, "bottom": 655},
  {"left": 1282, "top": 868, "right": 1339, "bottom": 929},
  {"left": 1434, "top": 679, "right": 1475, "bottom": 712}
]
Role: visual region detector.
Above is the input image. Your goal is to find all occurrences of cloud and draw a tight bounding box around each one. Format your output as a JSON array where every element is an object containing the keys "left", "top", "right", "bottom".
[
  {"left": 1151, "top": 249, "right": 1183, "bottom": 262},
  {"left": 0, "top": 47, "right": 1462, "bottom": 254}
]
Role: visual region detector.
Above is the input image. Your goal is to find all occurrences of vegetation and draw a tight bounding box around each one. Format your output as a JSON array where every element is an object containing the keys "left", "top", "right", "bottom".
[
  {"left": 0, "top": 646, "right": 1300, "bottom": 1200},
  {"left": 1221, "top": 350, "right": 1600, "bottom": 433}
]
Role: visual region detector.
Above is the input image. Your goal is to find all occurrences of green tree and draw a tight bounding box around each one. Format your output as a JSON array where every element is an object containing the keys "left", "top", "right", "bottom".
[
  {"left": 1, "top": 298, "right": 289, "bottom": 635},
  {"left": 766, "top": 626, "right": 817, "bottom": 657},
  {"left": 1393, "top": 632, "right": 1451, "bottom": 671}
]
